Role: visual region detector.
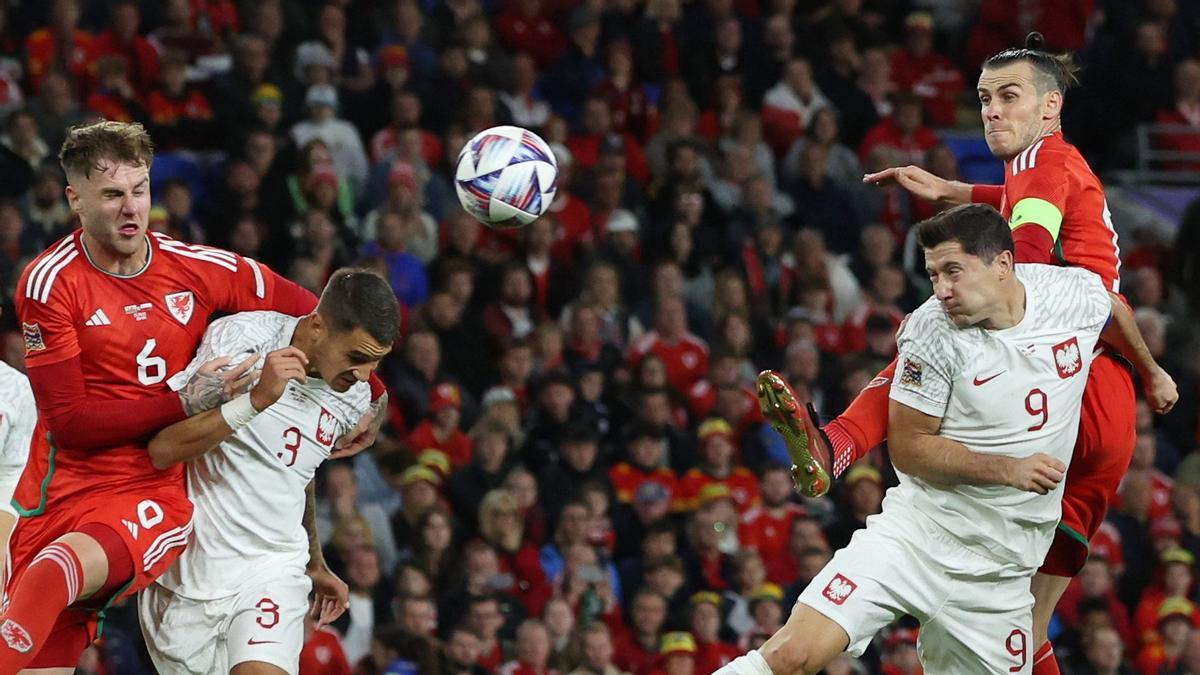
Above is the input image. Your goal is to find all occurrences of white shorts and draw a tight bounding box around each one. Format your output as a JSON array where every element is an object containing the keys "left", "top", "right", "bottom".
[
  {"left": 0, "top": 452, "right": 27, "bottom": 518},
  {"left": 797, "top": 506, "right": 1035, "bottom": 675},
  {"left": 138, "top": 572, "right": 312, "bottom": 674}
]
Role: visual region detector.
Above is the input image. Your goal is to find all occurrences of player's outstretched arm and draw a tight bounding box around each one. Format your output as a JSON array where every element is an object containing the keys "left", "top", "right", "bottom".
[
  {"left": 148, "top": 348, "right": 309, "bottom": 469},
  {"left": 1102, "top": 293, "right": 1178, "bottom": 414},
  {"left": 888, "top": 400, "right": 1066, "bottom": 494},
  {"left": 862, "top": 165, "right": 975, "bottom": 205},
  {"left": 305, "top": 480, "right": 349, "bottom": 627}
]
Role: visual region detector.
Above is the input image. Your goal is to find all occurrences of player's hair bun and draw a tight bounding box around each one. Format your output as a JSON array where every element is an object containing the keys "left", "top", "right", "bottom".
[{"left": 1025, "top": 32, "right": 1046, "bottom": 50}]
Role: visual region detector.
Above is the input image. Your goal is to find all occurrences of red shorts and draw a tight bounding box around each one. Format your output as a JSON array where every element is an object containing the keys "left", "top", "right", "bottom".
[
  {"left": 1039, "top": 353, "right": 1136, "bottom": 577},
  {"left": 6, "top": 487, "right": 193, "bottom": 668}
]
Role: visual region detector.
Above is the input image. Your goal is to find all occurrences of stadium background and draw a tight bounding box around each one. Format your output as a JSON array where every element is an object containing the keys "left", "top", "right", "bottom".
[{"left": 0, "top": 0, "right": 1199, "bottom": 673}]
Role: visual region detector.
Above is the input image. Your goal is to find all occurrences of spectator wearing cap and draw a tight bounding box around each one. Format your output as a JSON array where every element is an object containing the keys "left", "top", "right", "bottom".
[
  {"left": 609, "top": 423, "right": 678, "bottom": 508},
  {"left": 539, "top": 424, "right": 607, "bottom": 520},
  {"left": 1134, "top": 547, "right": 1200, "bottom": 646},
  {"left": 144, "top": 50, "right": 217, "bottom": 152},
  {"left": 880, "top": 626, "right": 920, "bottom": 675},
  {"left": 391, "top": 464, "right": 445, "bottom": 550},
  {"left": 365, "top": 160, "right": 439, "bottom": 259},
  {"left": 739, "top": 463, "right": 808, "bottom": 585},
  {"left": 478, "top": 489, "right": 554, "bottom": 617},
  {"left": 494, "top": 0, "right": 567, "bottom": 69},
  {"left": 740, "top": 583, "right": 785, "bottom": 652},
  {"left": 615, "top": 588, "right": 670, "bottom": 673},
  {"left": 407, "top": 383, "right": 473, "bottom": 469},
  {"left": 1138, "top": 597, "right": 1199, "bottom": 674},
  {"left": 677, "top": 419, "right": 759, "bottom": 513},
  {"left": 25, "top": 0, "right": 92, "bottom": 93},
  {"left": 292, "top": 83, "right": 370, "bottom": 196},
  {"left": 285, "top": 139, "right": 358, "bottom": 237},
  {"left": 689, "top": 591, "right": 740, "bottom": 672},
  {"left": 887, "top": 12, "right": 963, "bottom": 129},
  {"left": 249, "top": 84, "right": 287, "bottom": 139},
  {"left": 647, "top": 631, "right": 696, "bottom": 675},
  {"left": 827, "top": 464, "right": 884, "bottom": 550}
]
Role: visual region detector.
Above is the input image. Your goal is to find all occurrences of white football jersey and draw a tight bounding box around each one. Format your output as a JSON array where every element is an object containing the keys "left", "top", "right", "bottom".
[
  {"left": 888, "top": 264, "right": 1111, "bottom": 570},
  {"left": 159, "top": 311, "right": 371, "bottom": 599},
  {"left": 0, "top": 361, "right": 36, "bottom": 466}
]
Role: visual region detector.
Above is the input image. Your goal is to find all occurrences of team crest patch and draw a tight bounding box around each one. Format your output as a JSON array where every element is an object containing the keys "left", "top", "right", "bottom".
[
  {"left": 1, "top": 619, "right": 32, "bottom": 653},
  {"left": 899, "top": 357, "right": 923, "bottom": 387},
  {"left": 165, "top": 291, "right": 195, "bottom": 325},
  {"left": 316, "top": 408, "right": 337, "bottom": 447},
  {"left": 1052, "top": 337, "right": 1082, "bottom": 379},
  {"left": 21, "top": 322, "right": 44, "bottom": 353},
  {"left": 822, "top": 573, "right": 857, "bottom": 605}
]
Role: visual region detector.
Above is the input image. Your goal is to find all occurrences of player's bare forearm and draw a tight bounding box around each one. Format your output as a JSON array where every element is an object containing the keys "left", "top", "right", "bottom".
[
  {"left": 888, "top": 400, "right": 1013, "bottom": 486},
  {"left": 1102, "top": 293, "right": 1159, "bottom": 380},
  {"left": 304, "top": 480, "right": 327, "bottom": 571},
  {"left": 147, "top": 409, "right": 235, "bottom": 470},
  {"left": 1102, "top": 293, "right": 1179, "bottom": 414}
]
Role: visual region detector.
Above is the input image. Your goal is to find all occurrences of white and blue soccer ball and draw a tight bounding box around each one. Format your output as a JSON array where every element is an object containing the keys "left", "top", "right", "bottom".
[{"left": 455, "top": 125, "right": 558, "bottom": 229}]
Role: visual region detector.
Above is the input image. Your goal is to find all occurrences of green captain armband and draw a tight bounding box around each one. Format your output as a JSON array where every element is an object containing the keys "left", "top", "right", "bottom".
[{"left": 1009, "top": 198, "right": 1063, "bottom": 241}]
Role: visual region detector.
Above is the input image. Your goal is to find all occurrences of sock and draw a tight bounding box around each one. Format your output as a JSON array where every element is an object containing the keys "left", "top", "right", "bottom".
[
  {"left": 827, "top": 359, "right": 897, "bottom": 477},
  {"left": 78, "top": 522, "right": 134, "bottom": 599},
  {"left": 0, "top": 542, "right": 83, "bottom": 669},
  {"left": 1032, "top": 641, "right": 1060, "bottom": 675},
  {"left": 713, "top": 650, "right": 774, "bottom": 674}
]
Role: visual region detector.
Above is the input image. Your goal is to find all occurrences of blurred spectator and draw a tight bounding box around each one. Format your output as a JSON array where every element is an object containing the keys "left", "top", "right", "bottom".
[
  {"left": 495, "top": 0, "right": 567, "bottom": 68},
  {"left": 500, "top": 618, "right": 558, "bottom": 675},
  {"left": 591, "top": 41, "right": 655, "bottom": 139},
  {"left": 652, "top": 631, "right": 698, "bottom": 675},
  {"left": 484, "top": 264, "right": 545, "bottom": 351},
  {"left": 335, "top": 544, "right": 394, "bottom": 666},
  {"left": 888, "top": 13, "right": 962, "bottom": 129},
  {"left": 25, "top": 0, "right": 92, "bottom": 93},
  {"left": 449, "top": 421, "right": 513, "bottom": 532},
  {"left": 1155, "top": 59, "right": 1200, "bottom": 172},
  {"left": 145, "top": 51, "right": 217, "bottom": 152},
  {"left": 442, "top": 625, "right": 489, "bottom": 675},
  {"left": 479, "top": 488, "right": 554, "bottom": 616},
  {"left": 689, "top": 592, "right": 740, "bottom": 671},
  {"left": 1138, "top": 598, "right": 1199, "bottom": 674},
  {"left": 318, "top": 462, "right": 399, "bottom": 577},
  {"left": 362, "top": 210, "right": 430, "bottom": 308},
  {"left": 631, "top": 0, "right": 684, "bottom": 85},
  {"left": 739, "top": 464, "right": 807, "bottom": 584},
  {"left": 299, "top": 610, "right": 353, "bottom": 674},
  {"left": 84, "top": 56, "right": 145, "bottom": 123},
  {"left": 566, "top": 621, "right": 628, "bottom": 675},
  {"left": 502, "top": 53, "right": 553, "bottom": 131},
  {"left": 292, "top": 84, "right": 369, "bottom": 196},
  {"left": 89, "top": 0, "right": 159, "bottom": 94},
  {"left": 761, "top": 58, "right": 830, "bottom": 155},
  {"left": 677, "top": 418, "right": 759, "bottom": 513},
  {"left": 858, "top": 92, "right": 938, "bottom": 166},
  {"left": 614, "top": 588, "right": 669, "bottom": 673}
]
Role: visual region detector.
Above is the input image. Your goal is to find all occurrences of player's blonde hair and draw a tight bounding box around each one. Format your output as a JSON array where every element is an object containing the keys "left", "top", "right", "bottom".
[{"left": 59, "top": 120, "right": 154, "bottom": 180}]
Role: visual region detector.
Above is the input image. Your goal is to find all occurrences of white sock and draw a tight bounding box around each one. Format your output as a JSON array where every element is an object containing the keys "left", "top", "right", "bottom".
[{"left": 714, "top": 650, "right": 774, "bottom": 675}]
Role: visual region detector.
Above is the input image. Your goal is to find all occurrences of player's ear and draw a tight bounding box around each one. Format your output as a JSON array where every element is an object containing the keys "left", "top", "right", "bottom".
[
  {"left": 1042, "top": 90, "right": 1063, "bottom": 121},
  {"left": 65, "top": 185, "right": 79, "bottom": 212}
]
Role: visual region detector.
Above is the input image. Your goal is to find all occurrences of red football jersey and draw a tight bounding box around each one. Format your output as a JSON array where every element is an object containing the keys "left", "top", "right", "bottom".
[
  {"left": 676, "top": 467, "right": 760, "bottom": 513},
  {"left": 1000, "top": 132, "right": 1122, "bottom": 292},
  {"left": 627, "top": 331, "right": 710, "bottom": 395},
  {"left": 738, "top": 503, "right": 807, "bottom": 584},
  {"left": 15, "top": 231, "right": 292, "bottom": 500}
]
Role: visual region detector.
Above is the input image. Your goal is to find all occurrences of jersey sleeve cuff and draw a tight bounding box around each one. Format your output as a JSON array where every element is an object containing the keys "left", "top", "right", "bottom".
[{"left": 889, "top": 386, "right": 948, "bottom": 419}]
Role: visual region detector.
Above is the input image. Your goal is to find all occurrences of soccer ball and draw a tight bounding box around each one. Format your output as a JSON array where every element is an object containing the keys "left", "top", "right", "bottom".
[{"left": 455, "top": 126, "right": 558, "bottom": 229}]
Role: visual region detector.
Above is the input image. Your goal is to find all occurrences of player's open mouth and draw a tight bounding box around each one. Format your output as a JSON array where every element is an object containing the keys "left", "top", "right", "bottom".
[{"left": 119, "top": 224, "right": 140, "bottom": 235}]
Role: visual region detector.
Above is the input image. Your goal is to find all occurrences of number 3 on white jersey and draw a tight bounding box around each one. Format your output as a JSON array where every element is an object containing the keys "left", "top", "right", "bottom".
[{"left": 137, "top": 338, "right": 166, "bottom": 386}]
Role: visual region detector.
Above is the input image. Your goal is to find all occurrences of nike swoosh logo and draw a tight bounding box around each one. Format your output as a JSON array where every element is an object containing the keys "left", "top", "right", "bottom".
[
  {"left": 973, "top": 371, "right": 1006, "bottom": 386},
  {"left": 247, "top": 638, "right": 280, "bottom": 645}
]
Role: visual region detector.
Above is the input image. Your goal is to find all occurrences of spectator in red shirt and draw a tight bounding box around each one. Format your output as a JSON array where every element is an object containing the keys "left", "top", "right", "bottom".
[
  {"left": 687, "top": 505, "right": 733, "bottom": 591},
  {"left": 299, "top": 619, "right": 353, "bottom": 674},
  {"left": 85, "top": 55, "right": 146, "bottom": 123},
  {"left": 592, "top": 41, "right": 656, "bottom": 140},
  {"left": 25, "top": 0, "right": 92, "bottom": 92},
  {"left": 627, "top": 297, "right": 709, "bottom": 396},
  {"left": 858, "top": 92, "right": 939, "bottom": 166},
  {"left": 494, "top": 0, "right": 567, "bottom": 68},
  {"left": 689, "top": 592, "right": 740, "bottom": 672},
  {"left": 479, "top": 489, "right": 553, "bottom": 617},
  {"left": 484, "top": 263, "right": 546, "bottom": 352},
  {"left": 145, "top": 51, "right": 217, "bottom": 151},
  {"left": 89, "top": 0, "right": 160, "bottom": 94},
  {"left": 880, "top": 627, "right": 922, "bottom": 675},
  {"left": 568, "top": 99, "right": 652, "bottom": 184},
  {"left": 738, "top": 464, "right": 807, "bottom": 584},
  {"left": 1155, "top": 59, "right": 1200, "bottom": 172},
  {"left": 1136, "top": 597, "right": 1197, "bottom": 675},
  {"left": 889, "top": 12, "right": 963, "bottom": 129},
  {"left": 408, "top": 383, "right": 473, "bottom": 469},
  {"left": 677, "top": 419, "right": 760, "bottom": 513},
  {"left": 1133, "top": 547, "right": 1199, "bottom": 647},
  {"left": 646, "top": 631, "right": 698, "bottom": 675},
  {"left": 609, "top": 424, "right": 679, "bottom": 507},
  {"left": 614, "top": 588, "right": 669, "bottom": 674}
]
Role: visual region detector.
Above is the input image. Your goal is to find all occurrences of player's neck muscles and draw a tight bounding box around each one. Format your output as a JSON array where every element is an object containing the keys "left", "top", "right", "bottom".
[
  {"left": 981, "top": 280, "right": 1028, "bottom": 331},
  {"left": 80, "top": 233, "right": 151, "bottom": 277}
]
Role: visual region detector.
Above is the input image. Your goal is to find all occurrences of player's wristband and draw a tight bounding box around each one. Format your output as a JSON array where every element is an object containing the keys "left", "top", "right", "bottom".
[{"left": 220, "top": 394, "right": 259, "bottom": 432}]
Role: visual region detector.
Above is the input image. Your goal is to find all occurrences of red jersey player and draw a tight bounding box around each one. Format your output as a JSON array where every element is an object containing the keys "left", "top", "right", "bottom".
[
  {"left": 0, "top": 121, "right": 380, "bottom": 672},
  {"left": 754, "top": 35, "right": 1179, "bottom": 675}
]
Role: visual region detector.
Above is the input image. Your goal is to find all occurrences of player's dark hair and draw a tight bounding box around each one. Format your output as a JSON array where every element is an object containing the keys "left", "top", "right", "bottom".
[
  {"left": 983, "top": 32, "right": 1081, "bottom": 94},
  {"left": 59, "top": 120, "right": 154, "bottom": 180},
  {"left": 915, "top": 204, "right": 1014, "bottom": 264},
  {"left": 318, "top": 268, "right": 401, "bottom": 346}
]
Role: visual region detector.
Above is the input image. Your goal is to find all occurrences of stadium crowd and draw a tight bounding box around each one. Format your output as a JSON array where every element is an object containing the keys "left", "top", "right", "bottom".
[{"left": 0, "top": 0, "right": 1199, "bottom": 673}]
